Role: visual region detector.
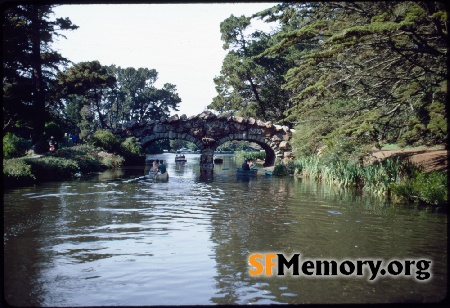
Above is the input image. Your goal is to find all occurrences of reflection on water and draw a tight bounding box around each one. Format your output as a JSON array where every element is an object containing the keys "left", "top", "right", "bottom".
[{"left": 3, "top": 154, "right": 447, "bottom": 306}]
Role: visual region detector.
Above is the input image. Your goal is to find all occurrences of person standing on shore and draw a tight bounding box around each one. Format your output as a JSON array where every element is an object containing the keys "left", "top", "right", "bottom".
[
  {"left": 49, "top": 136, "right": 58, "bottom": 152},
  {"left": 71, "top": 133, "right": 79, "bottom": 146}
]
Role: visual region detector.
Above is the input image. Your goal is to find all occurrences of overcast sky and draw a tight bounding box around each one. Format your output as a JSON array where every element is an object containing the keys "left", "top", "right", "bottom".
[{"left": 51, "top": 3, "right": 279, "bottom": 117}]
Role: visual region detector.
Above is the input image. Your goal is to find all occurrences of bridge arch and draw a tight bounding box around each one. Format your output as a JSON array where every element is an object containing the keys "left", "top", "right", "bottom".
[
  {"left": 140, "top": 134, "right": 203, "bottom": 153},
  {"left": 115, "top": 111, "right": 295, "bottom": 173},
  {"left": 215, "top": 135, "right": 277, "bottom": 167}
]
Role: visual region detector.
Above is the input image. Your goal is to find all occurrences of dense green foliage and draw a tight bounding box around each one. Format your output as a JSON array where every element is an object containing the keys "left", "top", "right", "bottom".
[
  {"left": 3, "top": 158, "right": 36, "bottom": 187},
  {"left": 390, "top": 170, "right": 447, "bottom": 206},
  {"left": 208, "top": 14, "right": 297, "bottom": 125},
  {"left": 54, "top": 145, "right": 104, "bottom": 171},
  {"left": 57, "top": 63, "right": 181, "bottom": 140},
  {"left": 3, "top": 133, "right": 30, "bottom": 159},
  {"left": 24, "top": 156, "right": 80, "bottom": 181},
  {"left": 210, "top": 2, "right": 447, "bottom": 155},
  {"left": 2, "top": 5, "right": 78, "bottom": 142},
  {"left": 235, "top": 150, "right": 266, "bottom": 161},
  {"left": 3, "top": 4, "right": 180, "bottom": 148},
  {"left": 90, "top": 130, "right": 122, "bottom": 153},
  {"left": 120, "top": 137, "right": 145, "bottom": 164},
  {"left": 281, "top": 2, "right": 447, "bottom": 154},
  {"left": 89, "top": 130, "right": 144, "bottom": 164},
  {"left": 44, "top": 121, "right": 64, "bottom": 141},
  {"left": 2, "top": 145, "right": 127, "bottom": 188},
  {"left": 55, "top": 61, "right": 117, "bottom": 136},
  {"left": 292, "top": 156, "right": 405, "bottom": 194},
  {"left": 290, "top": 154, "right": 447, "bottom": 206},
  {"left": 273, "top": 163, "right": 289, "bottom": 176}
]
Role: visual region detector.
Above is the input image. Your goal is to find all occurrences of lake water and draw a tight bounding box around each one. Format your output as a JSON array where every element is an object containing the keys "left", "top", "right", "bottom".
[{"left": 3, "top": 154, "right": 447, "bottom": 305}]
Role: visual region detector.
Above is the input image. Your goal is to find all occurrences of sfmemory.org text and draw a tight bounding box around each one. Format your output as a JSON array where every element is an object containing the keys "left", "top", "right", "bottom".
[{"left": 248, "top": 253, "right": 432, "bottom": 281}]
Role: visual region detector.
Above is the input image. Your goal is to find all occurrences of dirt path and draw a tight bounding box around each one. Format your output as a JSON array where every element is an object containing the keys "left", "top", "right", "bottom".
[
  {"left": 371, "top": 148, "right": 448, "bottom": 173},
  {"left": 263, "top": 146, "right": 447, "bottom": 173}
]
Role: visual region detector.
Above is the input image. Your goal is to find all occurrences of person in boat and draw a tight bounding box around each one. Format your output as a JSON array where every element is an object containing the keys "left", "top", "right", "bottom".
[
  {"left": 152, "top": 160, "right": 159, "bottom": 172},
  {"left": 248, "top": 159, "right": 255, "bottom": 169},
  {"left": 149, "top": 160, "right": 159, "bottom": 175},
  {"left": 175, "top": 155, "right": 186, "bottom": 161},
  {"left": 241, "top": 159, "right": 250, "bottom": 171},
  {"left": 154, "top": 160, "right": 169, "bottom": 181},
  {"left": 157, "top": 160, "right": 167, "bottom": 174}
]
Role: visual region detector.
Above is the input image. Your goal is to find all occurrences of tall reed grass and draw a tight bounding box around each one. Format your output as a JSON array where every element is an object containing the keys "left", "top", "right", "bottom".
[
  {"left": 292, "top": 155, "right": 416, "bottom": 196},
  {"left": 234, "top": 151, "right": 266, "bottom": 161}
]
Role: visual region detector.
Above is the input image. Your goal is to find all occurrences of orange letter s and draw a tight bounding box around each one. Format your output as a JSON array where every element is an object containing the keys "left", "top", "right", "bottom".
[{"left": 249, "top": 253, "right": 264, "bottom": 276}]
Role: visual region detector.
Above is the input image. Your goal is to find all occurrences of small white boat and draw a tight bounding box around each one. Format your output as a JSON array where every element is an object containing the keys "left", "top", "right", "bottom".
[
  {"left": 176, "top": 148, "right": 192, "bottom": 154},
  {"left": 153, "top": 172, "right": 169, "bottom": 182}
]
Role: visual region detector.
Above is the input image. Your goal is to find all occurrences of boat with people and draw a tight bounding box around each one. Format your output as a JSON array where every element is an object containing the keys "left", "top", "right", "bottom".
[
  {"left": 213, "top": 157, "right": 223, "bottom": 164},
  {"left": 149, "top": 159, "right": 169, "bottom": 182},
  {"left": 175, "top": 155, "right": 187, "bottom": 163},
  {"left": 148, "top": 167, "right": 169, "bottom": 182},
  {"left": 236, "top": 168, "right": 258, "bottom": 176}
]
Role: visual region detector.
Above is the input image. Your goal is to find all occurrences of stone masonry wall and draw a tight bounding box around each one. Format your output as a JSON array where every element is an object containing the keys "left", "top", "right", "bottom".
[{"left": 115, "top": 111, "right": 295, "bottom": 166}]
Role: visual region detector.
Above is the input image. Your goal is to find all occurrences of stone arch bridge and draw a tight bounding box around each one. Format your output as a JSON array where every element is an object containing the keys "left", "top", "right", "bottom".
[{"left": 115, "top": 111, "right": 295, "bottom": 174}]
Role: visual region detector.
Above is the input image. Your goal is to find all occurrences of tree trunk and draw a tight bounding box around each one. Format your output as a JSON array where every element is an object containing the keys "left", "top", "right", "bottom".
[
  {"left": 94, "top": 89, "right": 108, "bottom": 129},
  {"left": 31, "top": 6, "right": 46, "bottom": 144}
]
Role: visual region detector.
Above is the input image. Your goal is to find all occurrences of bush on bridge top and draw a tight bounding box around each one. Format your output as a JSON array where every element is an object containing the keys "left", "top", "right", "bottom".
[{"left": 90, "top": 130, "right": 122, "bottom": 153}]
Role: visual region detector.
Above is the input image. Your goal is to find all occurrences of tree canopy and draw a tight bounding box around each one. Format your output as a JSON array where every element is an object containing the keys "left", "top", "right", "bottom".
[
  {"left": 3, "top": 4, "right": 181, "bottom": 144},
  {"left": 209, "top": 1, "right": 447, "bottom": 156},
  {"left": 57, "top": 62, "right": 181, "bottom": 139},
  {"left": 208, "top": 14, "right": 298, "bottom": 125},
  {"left": 2, "top": 4, "right": 78, "bottom": 141},
  {"left": 3, "top": 2, "right": 447, "bottom": 157}
]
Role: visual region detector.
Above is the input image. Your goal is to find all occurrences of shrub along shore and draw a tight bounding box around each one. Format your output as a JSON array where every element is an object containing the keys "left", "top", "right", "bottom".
[
  {"left": 3, "top": 129, "right": 145, "bottom": 189},
  {"left": 239, "top": 147, "right": 447, "bottom": 208},
  {"left": 271, "top": 155, "right": 447, "bottom": 209},
  {"left": 3, "top": 145, "right": 128, "bottom": 188}
]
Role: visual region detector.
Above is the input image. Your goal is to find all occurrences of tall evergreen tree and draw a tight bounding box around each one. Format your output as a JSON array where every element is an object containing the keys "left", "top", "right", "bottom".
[
  {"left": 258, "top": 2, "right": 447, "bottom": 154},
  {"left": 57, "top": 63, "right": 181, "bottom": 138},
  {"left": 209, "top": 12, "right": 303, "bottom": 126},
  {"left": 111, "top": 66, "right": 181, "bottom": 124},
  {"left": 2, "top": 4, "right": 78, "bottom": 142},
  {"left": 56, "top": 61, "right": 117, "bottom": 136}
]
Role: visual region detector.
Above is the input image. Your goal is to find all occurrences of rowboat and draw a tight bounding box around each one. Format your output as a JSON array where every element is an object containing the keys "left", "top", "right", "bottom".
[
  {"left": 236, "top": 168, "right": 258, "bottom": 176},
  {"left": 153, "top": 172, "right": 169, "bottom": 182},
  {"left": 175, "top": 155, "right": 187, "bottom": 162},
  {"left": 176, "top": 148, "right": 192, "bottom": 154}
]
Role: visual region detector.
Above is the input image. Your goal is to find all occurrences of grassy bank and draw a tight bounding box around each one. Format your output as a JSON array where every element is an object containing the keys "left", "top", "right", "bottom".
[
  {"left": 234, "top": 150, "right": 266, "bottom": 161},
  {"left": 3, "top": 145, "right": 124, "bottom": 188},
  {"left": 276, "top": 155, "right": 447, "bottom": 208}
]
